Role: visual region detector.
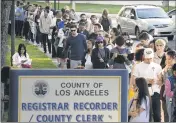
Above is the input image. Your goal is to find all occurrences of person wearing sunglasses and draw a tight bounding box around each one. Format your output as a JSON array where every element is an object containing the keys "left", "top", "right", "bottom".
[
  {"left": 91, "top": 36, "right": 110, "bottom": 69},
  {"left": 63, "top": 24, "right": 87, "bottom": 69}
]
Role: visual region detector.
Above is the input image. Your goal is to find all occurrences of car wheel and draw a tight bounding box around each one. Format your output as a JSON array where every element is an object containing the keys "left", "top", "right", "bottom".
[
  {"left": 117, "top": 25, "right": 122, "bottom": 34},
  {"left": 135, "top": 27, "right": 140, "bottom": 40}
]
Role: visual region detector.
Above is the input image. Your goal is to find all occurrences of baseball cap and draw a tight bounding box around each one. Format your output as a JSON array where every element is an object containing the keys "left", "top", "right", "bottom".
[
  {"left": 96, "top": 36, "right": 104, "bottom": 43},
  {"left": 144, "top": 48, "right": 154, "bottom": 58}
]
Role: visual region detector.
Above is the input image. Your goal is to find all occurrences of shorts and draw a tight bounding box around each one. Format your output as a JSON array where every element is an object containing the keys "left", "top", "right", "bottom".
[{"left": 57, "top": 47, "right": 64, "bottom": 58}]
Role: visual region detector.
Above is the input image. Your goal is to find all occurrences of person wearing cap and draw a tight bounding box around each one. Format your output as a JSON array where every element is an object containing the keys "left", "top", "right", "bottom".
[
  {"left": 133, "top": 48, "right": 162, "bottom": 122},
  {"left": 91, "top": 36, "right": 110, "bottom": 69},
  {"left": 153, "top": 39, "right": 166, "bottom": 67},
  {"left": 63, "top": 24, "right": 87, "bottom": 69}
]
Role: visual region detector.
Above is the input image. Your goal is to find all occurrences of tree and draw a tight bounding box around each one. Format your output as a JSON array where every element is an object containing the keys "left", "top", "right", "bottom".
[{"left": 1, "top": 0, "right": 12, "bottom": 67}]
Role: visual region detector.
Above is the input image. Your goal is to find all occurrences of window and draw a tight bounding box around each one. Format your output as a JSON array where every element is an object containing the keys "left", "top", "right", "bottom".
[
  {"left": 122, "top": 8, "right": 132, "bottom": 18},
  {"left": 130, "top": 9, "right": 136, "bottom": 19},
  {"left": 136, "top": 8, "right": 169, "bottom": 19},
  {"left": 119, "top": 9, "right": 125, "bottom": 17}
]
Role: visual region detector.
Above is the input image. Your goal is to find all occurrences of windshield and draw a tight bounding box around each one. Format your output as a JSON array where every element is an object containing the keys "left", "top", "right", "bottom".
[{"left": 136, "top": 8, "right": 169, "bottom": 19}]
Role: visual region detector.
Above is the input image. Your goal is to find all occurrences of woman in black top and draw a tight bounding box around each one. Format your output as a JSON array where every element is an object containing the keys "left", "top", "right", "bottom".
[{"left": 91, "top": 36, "right": 110, "bottom": 69}]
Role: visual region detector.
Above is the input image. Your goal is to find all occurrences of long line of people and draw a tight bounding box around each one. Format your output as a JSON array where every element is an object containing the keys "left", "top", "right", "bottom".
[{"left": 6, "top": 1, "right": 176, "bottom": 122}]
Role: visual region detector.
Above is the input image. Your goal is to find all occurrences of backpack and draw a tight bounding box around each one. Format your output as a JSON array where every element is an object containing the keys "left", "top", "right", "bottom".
[
  {"left": 114, "top": 47, "right": 131, "bottom": 65},
  {"left": 100, "top": 16, "right": 110, "bottom": 32}
]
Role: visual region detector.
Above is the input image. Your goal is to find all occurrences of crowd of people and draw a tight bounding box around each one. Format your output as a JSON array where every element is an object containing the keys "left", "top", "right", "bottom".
[{"left": 1, "top": 0, "right": 176, "bottom": 122}]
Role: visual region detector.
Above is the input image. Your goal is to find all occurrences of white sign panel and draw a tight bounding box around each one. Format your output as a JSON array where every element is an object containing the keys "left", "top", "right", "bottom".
[{"left": 18, "top": 76, "right": 121, "bottom": 122}]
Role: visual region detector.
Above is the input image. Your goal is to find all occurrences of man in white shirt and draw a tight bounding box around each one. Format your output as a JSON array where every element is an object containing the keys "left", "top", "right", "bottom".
[
  {"left": 133, "top": 48, "right": 162, "bottom": 122},
  {"left": 40, "top": 9, "right": 52, "bottom": 53}
]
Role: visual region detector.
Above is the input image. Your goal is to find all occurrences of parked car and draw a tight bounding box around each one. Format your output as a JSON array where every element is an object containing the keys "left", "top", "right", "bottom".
[
  {"left": 167, "top": 9, "right": 176, "bottom": 41},
  {"left": 116, "top": 4, "right": 176, "bottom": 39}
]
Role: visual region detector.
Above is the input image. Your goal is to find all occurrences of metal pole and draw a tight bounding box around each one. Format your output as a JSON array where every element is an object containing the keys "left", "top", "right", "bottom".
[
  {"left": 71, "top": 0, "right": 75, "bottom": 10},
  {"left": 168, "top": 0, "right": 169, "bottom": 12},
  {"left": 58, "top": 0, "right": 60, "bottom": 10},
  {"left": 54, "top": 0, "right": 56, "bottom": 10},
  {"left": 0, "top": 0, "right": 1, "bottom": 121},
  {"left": 11, "top": 0, "right": 15, "bottom": 66}
]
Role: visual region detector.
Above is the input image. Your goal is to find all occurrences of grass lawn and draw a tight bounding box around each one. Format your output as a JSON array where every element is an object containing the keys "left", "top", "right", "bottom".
[
  {"left": 5, "top": 37, "right": 57, "bottom": 68},
  {"left": 32, "top": 2, "right": 122, "bottom": 14},
  {"left": 32, "top": 1, "right": 175, "bottom": 14}
]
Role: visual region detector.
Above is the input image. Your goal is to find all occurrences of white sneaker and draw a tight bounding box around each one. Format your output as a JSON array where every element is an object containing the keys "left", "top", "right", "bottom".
[{"left": 34, "top": 42, "right": 37, "bottom": 46}]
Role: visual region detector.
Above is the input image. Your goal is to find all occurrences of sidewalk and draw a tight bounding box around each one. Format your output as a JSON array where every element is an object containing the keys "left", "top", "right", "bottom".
[{"left": 27, "top": 41, "right": 58, "bottom": 67}]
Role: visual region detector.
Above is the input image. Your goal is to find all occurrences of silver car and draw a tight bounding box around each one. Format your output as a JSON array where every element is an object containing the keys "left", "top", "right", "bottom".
[{"left": 116, "top": 4, "right": 176, "bottom": 39}]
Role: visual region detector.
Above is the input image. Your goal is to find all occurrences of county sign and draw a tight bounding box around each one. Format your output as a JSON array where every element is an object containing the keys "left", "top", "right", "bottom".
[{"left": 9, "top": 69, "right": 128, "bottom": 122}]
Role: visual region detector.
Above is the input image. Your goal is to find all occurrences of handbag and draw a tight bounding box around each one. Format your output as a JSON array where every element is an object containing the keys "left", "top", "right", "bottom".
[
  {"left": 98, "top": 48, "right": 109, "bottom": 69},
  {"left": 21, "top": 64, "right": 32, "bottom": 68},
  {"left": 128, "top": 99, "right": 134, "bottom": 121}
]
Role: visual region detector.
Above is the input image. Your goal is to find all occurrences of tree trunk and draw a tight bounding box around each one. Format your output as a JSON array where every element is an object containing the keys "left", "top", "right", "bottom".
[{"left": 1, "top": 0, "right": 12, "bottom": 67}]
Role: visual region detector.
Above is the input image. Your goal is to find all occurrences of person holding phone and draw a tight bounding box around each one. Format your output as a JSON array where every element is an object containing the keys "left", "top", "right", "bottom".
[{"left": 12, "top": 43, "right": 32, "bottom": 68}]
